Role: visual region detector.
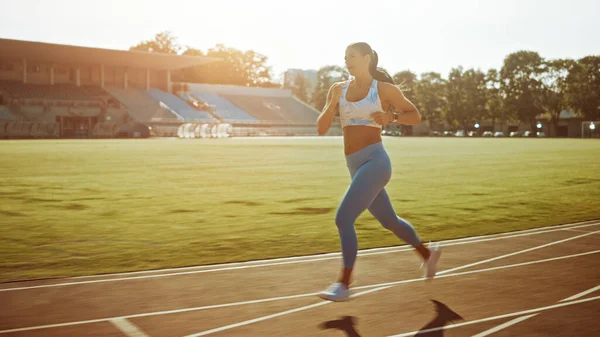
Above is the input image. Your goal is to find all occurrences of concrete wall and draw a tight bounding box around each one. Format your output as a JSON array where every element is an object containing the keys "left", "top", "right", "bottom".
[{"left": 0, "top": 61, "right": 20, "bottom": 81}]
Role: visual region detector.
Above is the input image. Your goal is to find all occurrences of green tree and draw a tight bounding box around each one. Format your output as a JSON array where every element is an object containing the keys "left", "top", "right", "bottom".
[
  {"left": 393, "top": 70, "right": 418, "bottom": 104},
  {"left": 462, "top": 69, "right": 488, "bottom": 130},
  {"left": 500, "top": 51, "right": 545, "bottom": 131},
  {"left": 444, "top": 67, "right": 466, "bottom": 128},
  {"left": 414, "top": 72, "right": 446, "bottom": 130},
  {"left": 537, "top": 59, "right": 575, "bottom": 136},
  {"left": 183, "top": 44, "right": 274, "bottom": 87},
  {"left": 181, "top": 46, "right": 205, "bottom": 56},
  {"left": 130, "top": 31, "right": 181, "bottom": 54},
  {"left": 485, "top": 69, "right": 504, "bottom": 131},
  {"left": 443, "top": 67, "right": 488, "bottom": 130},
  {"left": 566, "top": 56, "right": 600, "bottom": 120}
]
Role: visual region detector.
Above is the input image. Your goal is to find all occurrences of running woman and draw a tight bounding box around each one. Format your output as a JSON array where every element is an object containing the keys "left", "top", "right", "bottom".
[{"left": 316, "top": 42, "right": 441, "bottom": 302}]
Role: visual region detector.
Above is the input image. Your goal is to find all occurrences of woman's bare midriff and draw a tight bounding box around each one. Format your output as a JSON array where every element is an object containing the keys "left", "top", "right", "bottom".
[{"left": 343, "top": 126, "right": 382, "bottom": 155}]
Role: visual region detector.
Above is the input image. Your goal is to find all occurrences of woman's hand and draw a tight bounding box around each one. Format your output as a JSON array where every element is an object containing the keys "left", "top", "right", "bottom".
[
  {"left": 329, "top": 83, "right": 344, "bottom": 105},
  {"left": 371, "top": 111, "right": 394, "bottom": 126}
]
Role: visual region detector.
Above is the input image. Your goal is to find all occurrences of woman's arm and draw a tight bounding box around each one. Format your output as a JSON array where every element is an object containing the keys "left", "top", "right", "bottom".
[
  {"left": 317, "top": 82, "right": 344, "bottom": 135},
  {"left": 372, "top": 82, "right": 422, "bottom": 126}
]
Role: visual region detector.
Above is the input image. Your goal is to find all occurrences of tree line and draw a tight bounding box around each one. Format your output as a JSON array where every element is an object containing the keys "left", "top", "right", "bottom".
[
  {"left": 132, "top": 32, "right": 599, "bottom": 134},
  {"left": 303, "top": 54, "right": 599, "bottom": 134},
  {"left": 131, "top": 31, "right": 277, "bottom": 87}
]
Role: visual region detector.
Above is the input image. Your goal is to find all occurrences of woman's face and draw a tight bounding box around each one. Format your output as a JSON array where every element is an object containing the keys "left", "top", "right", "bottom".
[{"left": 345, "top": 46, "right": 370, "bottom": 77}]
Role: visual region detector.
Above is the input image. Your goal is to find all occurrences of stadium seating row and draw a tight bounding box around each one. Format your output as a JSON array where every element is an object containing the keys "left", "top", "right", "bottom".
[
  {"left": 1, "top": 81, "right": 320, "bottom": 126},
  {"left": 145, "top": 89, "right": 215, "bottom": 122}
]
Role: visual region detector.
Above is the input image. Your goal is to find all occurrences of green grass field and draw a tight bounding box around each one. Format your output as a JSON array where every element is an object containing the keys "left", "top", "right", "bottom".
[{"left": 1, "top": 137, "right": 599, "bottom": 282}]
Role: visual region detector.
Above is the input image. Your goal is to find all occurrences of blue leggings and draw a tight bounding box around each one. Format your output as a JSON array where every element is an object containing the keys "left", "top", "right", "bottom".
[{"left": 336, "top": 142, "right": 422, "bottom": 269}]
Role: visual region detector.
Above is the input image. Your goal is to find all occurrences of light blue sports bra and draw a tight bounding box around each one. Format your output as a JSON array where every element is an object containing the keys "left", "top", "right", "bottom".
[{"left": 338, "top": 79, "right": 383, "bottom": 129}]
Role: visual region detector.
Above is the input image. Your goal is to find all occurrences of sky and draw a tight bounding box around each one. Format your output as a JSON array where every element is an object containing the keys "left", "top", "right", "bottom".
[{"left": 1, "top": 0, "right": 599, "bottom": 80}]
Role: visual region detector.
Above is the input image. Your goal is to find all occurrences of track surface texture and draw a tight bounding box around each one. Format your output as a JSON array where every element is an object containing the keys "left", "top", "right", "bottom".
[{"left": 1, "top": 220, "right": 599, "bottom": 337}]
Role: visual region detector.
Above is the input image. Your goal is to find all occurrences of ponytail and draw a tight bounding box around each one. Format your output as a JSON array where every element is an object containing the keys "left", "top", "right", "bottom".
[{"left": 369, "top": 50, "right": 395, "bottom": 84}]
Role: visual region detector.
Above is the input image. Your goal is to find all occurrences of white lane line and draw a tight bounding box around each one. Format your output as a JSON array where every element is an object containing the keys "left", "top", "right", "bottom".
[
  {"left": 110, "top": 318, "right": 151, "bottom": 337},
  {"left": 561, "top": 228, "right": 596, "bottom": 234},
  {"left": 3, "top": 222, "right": 598, "bottom": 292},
  {"left": 387, "top": 296, "right": 600, "bottom": 337},
  {"left": 68, "top": 219, "right": 600, "bottom": 279},
  {"left": 182, "top": 286, "right": 394, "bottom": 337},
  {"left": 471, "top": 314, "right": 539, "bottom": 337},
  {"left": 560, "top": 285, "right": 600, "bottom": 302},
  {"left": 437, "top": 229, "right": 600, "bottom": 275},
  {"left": 181, "top": 301, "right": 330, "bottom": 337},
  {"left": 178, "top": 231, "right": 598, "bottom": 337},
  {"left": 472, "top": 284, "right": 600, "bottom": 336},
  {"left": 352, "top": 250, "right": 600, "bottom": 291},
  {"left": 0, "top": 250, "right": 597, "bottom": 335}
]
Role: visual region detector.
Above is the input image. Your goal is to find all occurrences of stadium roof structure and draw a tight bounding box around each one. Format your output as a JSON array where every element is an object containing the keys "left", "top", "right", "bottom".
[{"left": 0, "top": 38, "right": 219, "bottom": 70}]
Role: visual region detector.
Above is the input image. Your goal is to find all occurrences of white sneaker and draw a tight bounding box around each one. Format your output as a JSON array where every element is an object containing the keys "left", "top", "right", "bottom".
[
  {"left": 318, "top": 282, "right": 351, "bottom": 302},
  {"left": 423, "top": 242, "right": 441, "bottom": 279}
]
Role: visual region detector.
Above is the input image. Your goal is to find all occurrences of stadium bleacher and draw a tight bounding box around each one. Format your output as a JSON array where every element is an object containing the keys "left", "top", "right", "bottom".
[
  {"left": 1, "top": 77, "right": 322, "bottom": 139},
  {"left": 220, "top": 95, "right": 318, "bottom": 123},
  {"left": 145, "top": 89, "right": 216, "bottom": 122},
  {"left": 0, "top": 106, "right": 16, "bottom": 120},
  {"left": 267, "top": 97, "right": 319, "bottom": 122},
  {"left": 219, "top": 95, "right": 286, "bottom": 122},
  {"left": 185, "top": 83, "right": 321, "bottom": 125},
  {"left": 189, "top": 91, "right": 257, "bottom": 122},
  {"left": 82, "top": 85, "right": 113, "bottom": 99},
  {"left": 104, "top": 86, "right": 181, "bottom": 122},
  {"left": 0, "top": 38, "right": 234, "bottom": 138}
]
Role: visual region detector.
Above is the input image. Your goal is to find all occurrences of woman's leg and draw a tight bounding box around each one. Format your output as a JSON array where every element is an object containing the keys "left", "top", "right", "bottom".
[
  {"left": 367, "top": 189, "right": 431, "bottom": 260},
  {"left": 334, "top": 155, "right": 391, "bottom": 287},
  {"left": 368, "top": 189, "right": 442, "bottom": 279}
]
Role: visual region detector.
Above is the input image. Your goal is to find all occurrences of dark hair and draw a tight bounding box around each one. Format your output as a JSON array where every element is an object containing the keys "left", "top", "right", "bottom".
[{"left": 348, "top": 42, "right": 395, "bottom": 84}]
